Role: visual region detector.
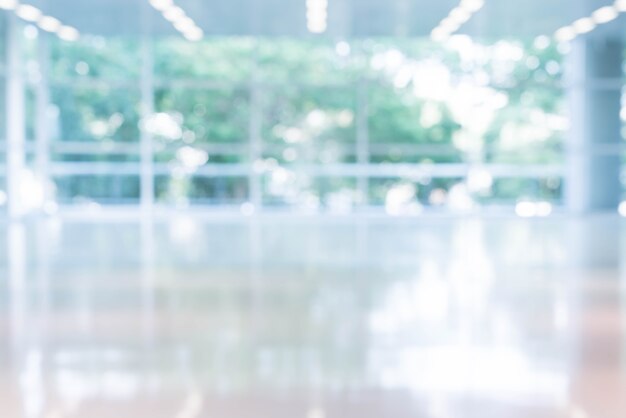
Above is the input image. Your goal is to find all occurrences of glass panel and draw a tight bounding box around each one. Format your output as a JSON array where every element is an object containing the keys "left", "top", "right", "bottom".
[
  {"left": 49, "top": 37, "right": 140, "bottom": 81},
  {"left": 155, "top": 175, "right": 249, "bottom": 205},
  {"left": 35, "top": 36, "right": 567, "bottom": 210},
  {"left": 261, "top": 85, "right": 357, "bottom": 165},
  {"left": 490, "top": 177, "right": 562, "bottom": 204},
  {"left": 154, "top": 38, "right": 254, "bottom": 82},
  {"left": 256, "top": 39, "right": 363, "bottom": 85},
  {"left": 369, "top": 177, "right": 464, "bottom": 208},
  {"left": 51, "top": 85, "right": 141, "bottom": 146},
  {"left": 154, "top": 86, "right": 250, "bottom": 147},
  {"left": 262, "top": 173, "right": 359, "bottom": 211},
  {"left": 54, "top": 175, "right": 140, "bottom": 204}
]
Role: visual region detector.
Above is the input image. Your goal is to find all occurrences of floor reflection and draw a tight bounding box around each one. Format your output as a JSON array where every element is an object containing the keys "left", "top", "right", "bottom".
[{"left": 1, "top": 215, "right": 625, "bottom": 418}]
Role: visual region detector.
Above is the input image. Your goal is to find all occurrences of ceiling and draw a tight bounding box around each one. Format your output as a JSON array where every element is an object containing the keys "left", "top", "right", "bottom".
[{"left": 21, "top": 0, "right": 623, "bottom": 39}]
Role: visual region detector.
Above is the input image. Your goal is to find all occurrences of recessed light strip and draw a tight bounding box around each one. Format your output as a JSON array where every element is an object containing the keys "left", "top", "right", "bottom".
[
  {"left": 307, "top": 0, "right": 328, "bottom": 34},
  {"left": 431, "top": 0, "right": 485, "bottom": 42},
  {"left": 554, "top": 1, "right": 622, "bottom": 43},
  {"left": 0, "top": 0, "right": 80, "bottom": 41},
  {"left": 148, "top": 0, "right": 204, "bottom": 41}
]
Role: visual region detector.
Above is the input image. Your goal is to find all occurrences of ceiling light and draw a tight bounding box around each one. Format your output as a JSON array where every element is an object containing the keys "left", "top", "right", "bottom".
[
  {"left": 572, "top": 17, "right": 596, "bottom": 34},
  {"left": 308, "top": 24, "right": 327, "bottom": 34},
  {"left": 163, "top": 6, "right": 185, "bottom": 22},
  {"left": 307, "top": 10, "right": 328, "bottom": 20},
  {"left": 0, "top": 0, "right": 17, "bottom": 10},
  {"left": 6, "top": 3, "right": 81, "bottom": 41},
  {"left": 38, "top": 15, "right": 62, "bottom": 32},
  {"left": 149, "top": 0, "right": 203, "bottom": 42},
  {"left": 431, "top": 28, "right": 450, "bottom": 42},
  {"left": 615, "top": 0, "right": 626, "bottom": 12},
  {"left": 431, "top": 0, "right": 484, "bottom": 42},
  {"left": 592, "top": 6, "right": 619, "bottom": 23},
  {"left": 552, "top": 1, "right": 624, "bottom": 42},
  {"left": 450, "top": 7, "right": 471, "bottom": 23},
  {"left": 440, "top": 17, "right": 461, "bottom": 32},
  {"left": 307, "top": 0, "right": 328, "bottom": 7},
  {"left": 555, "top": 26, "right": 576, "bottom": 42},
  {"left": 306, "top": 0, "right": 328, "bottom": 34},
  {"left": 16, "top": 4, "right": 42, "bottom": 22},
  {"left": 183, "top": 27, "right": 203, "bottom": 41},
  {"left": 174, "top": 17, "right": 196, "bottom": 32},
  {"left": 58, "top": 25, "right": 80, "bottom": 41},
  {"left": 460, "top": 0, "right": 485, "bottom": 13},
  {"left": 149, "top": 0, "right": 173, "bottom": 11}
]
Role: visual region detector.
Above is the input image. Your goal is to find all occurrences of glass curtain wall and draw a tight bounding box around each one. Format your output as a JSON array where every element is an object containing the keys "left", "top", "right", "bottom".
[{"left": 6, "top": 26, "right": 569, "bottom": 214}]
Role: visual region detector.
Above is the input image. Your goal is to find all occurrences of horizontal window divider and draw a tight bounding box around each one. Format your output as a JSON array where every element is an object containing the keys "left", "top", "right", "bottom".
[
  {"left": 51, "top": 142, "right": 141, "bottom": 153},
  {"left": 0, "top": 140, "right": 593, "bottom": 157},
  {"left": 44, "top": 162, "right": 565, "bottom": 178},
  {"left": 156, "top": 143, "right": 249, "bottom": 153},
  {"left": 39, "top": 77, "right": 568, "bottom": 91}
]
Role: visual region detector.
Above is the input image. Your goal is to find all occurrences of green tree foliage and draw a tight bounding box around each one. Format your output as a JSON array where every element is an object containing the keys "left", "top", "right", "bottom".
[{"left": 45, "top": 35, "right": 564, "bottom": 206}]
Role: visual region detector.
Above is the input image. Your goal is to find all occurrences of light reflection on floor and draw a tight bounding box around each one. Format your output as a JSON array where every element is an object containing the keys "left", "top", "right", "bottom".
[{"left": 1, "top": 215, "right": 625, "bottom": 418}]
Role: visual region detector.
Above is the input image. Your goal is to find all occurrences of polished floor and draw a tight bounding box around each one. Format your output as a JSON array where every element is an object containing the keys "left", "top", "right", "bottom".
[{"left": 1, "top": 215, "right": 625, "bottom": 418}]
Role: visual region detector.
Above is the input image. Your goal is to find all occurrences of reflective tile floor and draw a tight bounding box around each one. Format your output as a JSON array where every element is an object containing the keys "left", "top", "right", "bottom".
[{"left": 1, "top": 215, "right": 625, "bottom": 418}]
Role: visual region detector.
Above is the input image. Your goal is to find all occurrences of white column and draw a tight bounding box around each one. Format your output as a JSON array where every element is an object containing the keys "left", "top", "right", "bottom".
[
  {"left": 249, "top": 81, "right": 263, "bottom": 210},
  {"left": 356, "top": 80, "right": 370, "bottom": 207},
  {"left": 565, "top": 36, "right": 623, "bottom": 214},
  {"left": 140, "top": 36, "right": 155, "bottom": 213},
  {"left": 6, "top": 13, "right": 26, "bottom": 219},
  {"left": 35, "top": 33, "right": 51, "bottom": 207}
]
